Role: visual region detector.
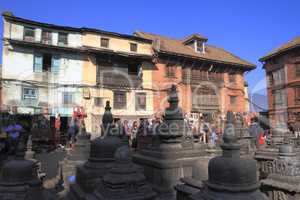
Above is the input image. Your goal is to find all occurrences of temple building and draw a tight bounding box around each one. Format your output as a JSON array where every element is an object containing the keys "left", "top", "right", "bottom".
[
  {"left": 135, "top": 31, "right": 255, "bottom": 121},
  {"left": 260, "top": 36, "right": 300, "bottom": 127}
]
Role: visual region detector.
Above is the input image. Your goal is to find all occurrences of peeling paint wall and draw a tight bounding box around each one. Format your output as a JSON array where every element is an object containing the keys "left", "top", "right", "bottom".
[
  {"left": 82, "top": 33, "right": 152, "bottom": 55},
  {"left": 2, "top": 20, "right": 85, "bottom": 116}
]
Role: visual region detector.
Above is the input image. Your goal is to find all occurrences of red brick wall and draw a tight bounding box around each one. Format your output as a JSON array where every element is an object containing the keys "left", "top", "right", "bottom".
[
  {"left": 152, "top": 62, "right": 247, "bottom": 115},
  {"left": 264, "top": 52, "right": 300, "bottom": 127}
]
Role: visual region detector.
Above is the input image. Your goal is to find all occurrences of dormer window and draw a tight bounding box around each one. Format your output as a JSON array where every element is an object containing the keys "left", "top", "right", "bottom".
[
  {"left": 182, "top": 33, "right": 207, "bottom": 54},
  {"left": 195, "top": 40, "right": 205, "bottom": 53}
]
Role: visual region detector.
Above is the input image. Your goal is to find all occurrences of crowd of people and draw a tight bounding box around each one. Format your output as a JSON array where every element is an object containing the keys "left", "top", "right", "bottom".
[
  {"left": 1, "top": 110, "right": 295, "bottom": 160},
  {"left": 103, "top": 112, "right": 266, "bottom": 150}
]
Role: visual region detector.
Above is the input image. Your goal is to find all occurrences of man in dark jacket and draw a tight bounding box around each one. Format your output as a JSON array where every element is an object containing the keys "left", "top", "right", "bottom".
[{"left": 248, "top": 117, "right": 261, "bottom": 147}]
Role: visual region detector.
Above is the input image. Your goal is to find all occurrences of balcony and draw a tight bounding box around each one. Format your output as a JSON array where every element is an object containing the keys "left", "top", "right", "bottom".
[
  {"left": 97, "top": 72, "right": 141, "bottom": 88},
  {"left": 182, "top": 69, "right": 224, "bottom": 85},
  {"left": 191, "top": 95, "right": 219, "bottom": 112}
]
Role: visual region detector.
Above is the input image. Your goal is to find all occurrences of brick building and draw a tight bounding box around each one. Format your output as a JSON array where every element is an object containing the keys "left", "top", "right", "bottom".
[
  {"left": 260, "top": 36, "right": 300, "bottom": 127},
  {"left": 135, "top": 32, "right": 255, "bottom": 121}
]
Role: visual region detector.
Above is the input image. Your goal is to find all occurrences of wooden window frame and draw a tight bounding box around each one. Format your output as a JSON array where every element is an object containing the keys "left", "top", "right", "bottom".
[
  {"left": 113, "top": 91, "right": 126, "bottom": 109},
  {"left": 22, "top": 87, "right": 38, "bottom": 100},
  {"left": 273, "top": 90, "right": 284, "bottom": 106},
  {"left": 62, "top": 92, "right": 74, "bottom": 105},
  {"left": 295, "top": 87, "right": 300, "bottom": 104},
  {"left": 136, "top": 92, "right": 146, "bottom": 111},
  {"left": 295, "top": 63, "right": 300, "bottom": 77},
  {"left": 58, "top": 32, "right": 68, "bottom": 46},
  {"left": 23, "top": 26, "right": 35, "bottom": 42},
  {"left": 166, "top": 65, "right": 176, "bottom": 78},
  {"left": 229, "top": 73, "right": 236, "bottom": 84},
  {"left": 41, "top": 30, "right": 52, "bottom": 44},
  {"left": 130, "top": 43, "right": 137, "bottom": 52},
  {"left": 230, "top": 95, "right": 237, "bottom": 105},
  {"left": 100, "top": 38, "right": 109, "bottom": 48}
]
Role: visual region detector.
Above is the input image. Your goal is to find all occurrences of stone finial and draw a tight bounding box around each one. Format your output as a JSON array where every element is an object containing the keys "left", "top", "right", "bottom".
[
  {"left": 102, "top": 100, "right": 113, "bottom": 131},
  {"left": 16, "top": 139, "right": 26, "bottom": 159},
  {"left": 223, "top": 111, "right": 237, "bottom": 145},
  {"left": 226, "top": 111, "right": 235, "bottom": 124},
  {"left": 168, "top": 84, "right": 179, "bottom": 109}
]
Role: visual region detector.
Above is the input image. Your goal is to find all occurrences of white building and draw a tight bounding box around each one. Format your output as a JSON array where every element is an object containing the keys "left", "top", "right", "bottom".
[{"left": 2, "top": 11, "right": 85, "bottom": 118}]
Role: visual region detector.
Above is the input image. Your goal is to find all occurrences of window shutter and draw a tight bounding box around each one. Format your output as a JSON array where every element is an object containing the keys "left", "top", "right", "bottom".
[
  {"left": 33, "top": 54, "right": 43, "bottom": 72},
  {"left": 52, "top": 55, "right": 60, "bottom": 73}
]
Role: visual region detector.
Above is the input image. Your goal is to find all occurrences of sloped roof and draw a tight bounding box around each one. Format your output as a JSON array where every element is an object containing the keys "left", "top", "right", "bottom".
[
  {"left": 135, "top": 31, "right": 255, "bottom": 69},
  {"left": 182, "top": 33, "right": 208, "bottom": 44},
  {"left": 260, "top": 36, "right": 300, "bottom": 62},
  {"left": 2, "top": 12, "right": 152, "bottom": 43}
]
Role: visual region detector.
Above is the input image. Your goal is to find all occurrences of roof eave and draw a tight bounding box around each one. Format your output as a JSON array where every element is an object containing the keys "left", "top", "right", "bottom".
[
  {"left": 259, "top": 44, "right": 300, "bottom": 62},
  {"left": 157, "top": 50, "right": 255, "bottom": 70},
  {"left": 2, "top": 12, "right": 152, "bottom": 43}
]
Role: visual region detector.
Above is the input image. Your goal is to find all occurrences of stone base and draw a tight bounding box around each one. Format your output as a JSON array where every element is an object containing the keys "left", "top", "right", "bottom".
[
  {"left": 175, "top": 178, "right": 203, "bottom": 200},
  {"left": 254, "top": 147, "right": 279, "bottom": 180},
  {"left": 133, "top": 147, "right": 205, "bottom": 197}
]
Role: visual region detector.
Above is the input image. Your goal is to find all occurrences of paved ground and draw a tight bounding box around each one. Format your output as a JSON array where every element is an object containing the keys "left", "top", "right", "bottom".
[{"left": 35, "top": 148, "right": 66, "bottom": 180}]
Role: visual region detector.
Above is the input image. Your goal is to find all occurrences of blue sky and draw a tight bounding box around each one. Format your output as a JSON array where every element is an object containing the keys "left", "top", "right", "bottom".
[{"left": 0, "top": 0, "right": 299, "bottom": 96}]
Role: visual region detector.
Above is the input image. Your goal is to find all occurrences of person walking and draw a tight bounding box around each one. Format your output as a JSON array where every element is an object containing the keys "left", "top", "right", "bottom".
[
  {"left": 248, "top": 117, "right": 262, "bottom": 148},
  {"left": 54, "top": 113, "right": 61, "bottom": 147},
  {"left": 131, "top": 121, "right": 138, "bottom": 150}
]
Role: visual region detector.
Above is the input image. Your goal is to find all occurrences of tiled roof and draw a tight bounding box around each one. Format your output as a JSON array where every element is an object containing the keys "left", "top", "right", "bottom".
[
  {"left": 260, "top": 36, "right": 300, "bottom": 61},
  {"left": 135, "top": 31, "right": 255, "bottom": 69}
]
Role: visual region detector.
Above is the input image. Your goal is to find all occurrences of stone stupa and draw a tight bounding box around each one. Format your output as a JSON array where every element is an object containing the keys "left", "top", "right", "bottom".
[
  {"left": 191, "top": 111, "right": 268, "bottom": 200},
  {"left": 68, "top": 101, "right": 124, "bottom": 200},
  {"left": 0, "top": 140, "right": 54, "bottom": 200},
  {"left": 92, "top": 146, "right": 157, "bottom": 200},
  {"left": 133, "top": 85, "right": 206, "bottom": 198}
]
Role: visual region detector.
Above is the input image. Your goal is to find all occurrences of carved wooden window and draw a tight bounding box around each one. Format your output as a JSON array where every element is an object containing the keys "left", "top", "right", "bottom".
[
  {"left": 192, "top": 86, "right": 217, "bottom": 107},
  {"left": 229, "top": 73, "right": 236, "bottom": 83},
  {"left": 295, "top": 63, "right": 300, "bottom": 77},
  {"left": 295, "top": 87, "right": 300, "bottom": 104},
  {"left": 230, "top": 95, "right": 237, "bottom": 105},
  {"left": 128, "top": 63, "right": 139, "bottom": 75},
  {"left": 267, "top": 72, "right": 274, "bottom": 87},
  {"left": 166, "top": 65, "right": 176, "bottom": 78},
  {"left": 273, "top": 89, "right": 284, "bottom": 106},
  {"left": 272, "top": 68, "right": 285, "bottom": 86},
  {"left": 113, "top": 91, "right": 126, "bottom": 109},
  {"left": 136, "top": 92, "right": 146, "bottom": 111},
  {"left": 24, "top": 27, "right": 35, "bottom": 42}
]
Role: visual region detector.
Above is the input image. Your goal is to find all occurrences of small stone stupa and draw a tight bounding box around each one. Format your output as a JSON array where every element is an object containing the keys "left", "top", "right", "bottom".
[
  {"left": 191, "top": 111, "right": 268, "bottom": 200},
  {"left": 68, "top": 101, "right": 124, "bottom": 199},
  {"left": 261, "top": 144, "right": 300, "bottom": 200},
  {"left": 133, "top": 85, "right": 205, "bottom": 197},
  {"left": 0, "top": 140, "right": 53, "bottom": 200},
  {"left": 93, "top": 146, "right": 157, "bottom": 200}
]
